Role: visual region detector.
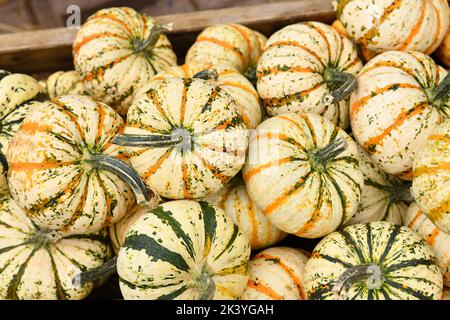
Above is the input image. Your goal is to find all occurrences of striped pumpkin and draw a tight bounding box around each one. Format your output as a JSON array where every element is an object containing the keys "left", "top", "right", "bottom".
[
  {"left": 412, "top": 120, "right": 450, "bottom": 233},
  {"left": 240, "top": 247, "right": 309, "bottom": 300},
  {"left": 257, "top": 21, "right": 362, "bottom": 129},
  {"left": 332, "top": 0, "right": 450, "bottom": 54},
  {"left": 201, "top": 179, "right": 240, "bottom": 208},
  {"left": 151, "top": 63, "right": 262, "bottom": 128},
  {"left": 405, "top": 202, "right": 449, "bottom": 287},
  {"left": 185, "top": 23, "right": 267, "bottom": 77},
  {"left": 112, "top": 77, "right": 248, "bottom": 199},
  {"left": 0, "top": 71, "right": 45, "bottom": 196},
  {"left": 346, "top": 144, "right": 411, "bottom": 226},
  {"left": 44, "top": 70, "right": 86, "bottom": 99},
  {"left": 0, "top": 195, "right": 111, "bottom": 300},
  {"left": 350, "top": 50, "right": 449, "bottom": 180},
  {"left": 7, "top": 95, "right": 153, "bottom": 235},
  {"left": 73, "top": 7, "right": 177, "bottom": 116},
  {"left": 117, "top": 200, "right": 251, "bottom": 300},
  {"left": 243, "top": 113, "right": 364, "bottom": 238},
  {"left": 304, "top": 221, "right": 443, "bottom": 300}
]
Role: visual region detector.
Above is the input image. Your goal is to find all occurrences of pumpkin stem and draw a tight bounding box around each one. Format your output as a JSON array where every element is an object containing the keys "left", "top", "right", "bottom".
[
  {"left": 85, "top": 153, "right": 151, "bottom": 205},
  {"left": 73, "top": 256, "right": 117, "bottom": 287},
  {"left": 197, "top": 270, "right": 215, "bottom": 300},
  {"left": 244, "top": 66, "right": 258, "bottom": 88},
  {"left": 431, "top": 72, "right": 450, "bottom": 105},
  {"left": 332, "top": 263, "right": 384, "bottom": 299},
  {"left": 311, "top": 137, "right": 348, "bottom": 166},
  {"left": 112, "top": 128, "right": 191, "bottom": 151},
  {"left": 193, "top": 68, "right": 219, "bottom": 81},
  {"left": 135, "top": 22, "right": 173, "bottom": 53},
  {"left": 322, "top": 68, "right": 357, "bottom": 106},
  {"left": 365, "top": 180, "right": 414, "bottom": 203}
]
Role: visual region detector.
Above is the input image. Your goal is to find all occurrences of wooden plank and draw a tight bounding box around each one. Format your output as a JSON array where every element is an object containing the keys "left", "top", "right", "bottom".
[{"left": 0, "top": 0, "right": 335, "bottom": 73}]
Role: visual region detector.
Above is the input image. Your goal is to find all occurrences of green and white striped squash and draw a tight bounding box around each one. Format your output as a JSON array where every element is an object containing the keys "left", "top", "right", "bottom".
[
  {"left": 240, "top": 247, "right": 309, "bottom": 300},
  {"left": 405, "top": 202, "right": 450, "bottom": 287},
  {"left": 0, "top": 70, "right": 45, "bottom": 196},
  {"left": 7, "top": 95, "right": 153, "bottom": 235},
  {"left": 44, "top": 70, "right": 86, "bottom": 99},
  {"left": 151, "top": 63, "right": 262, "bottom": 128},
  {"left": 350, "top": 50, "right": 450, "bottom": 180},
  {"left": 0, "top": 195, "right": 111, "bottom": 300},
  {"left": 304, "top": 221, "right": 443, "bottom": 300},
  {"left": 243, "top": 113, "right": 363, "bottom": 238},
  {"left": 73, "top": 7, "right": 177, "bottom": 116},
  {"left": 117, "top": 200, "right": 251, "bottom": 300},
  {"left": 332, "top": 0, "right": 450, "bottom": 54},
  {"left": 113, "top": 77, "right": 248, "bottom": 199},
  {"left": 256, "top": 21, "right": 362, "bottom": 129},
  {"left": 346, "top": 144, "right": 411, "bottom": 226},
  {"left": 412, "top": 120, "right": 450, "bottom": 234}
]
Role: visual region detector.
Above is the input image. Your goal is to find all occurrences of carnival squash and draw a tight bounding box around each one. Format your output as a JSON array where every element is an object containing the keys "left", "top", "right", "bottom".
[{"left": 44, "top": 71, "right": 86, "bottom": 99}]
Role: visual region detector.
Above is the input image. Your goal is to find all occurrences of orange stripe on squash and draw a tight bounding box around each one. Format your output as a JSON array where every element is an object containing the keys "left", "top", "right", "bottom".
[
  {"left": 243, "top": 157, "right": 292, "bottom": 182},
  {"left": 196, "top": 36, "right": 246, "bottom": 65},
  {"left": 247, "top": 279, "right": 283, "bottom": 300},
  {"left": 397, "top": 0, "right": 427, "bottom": 50}
]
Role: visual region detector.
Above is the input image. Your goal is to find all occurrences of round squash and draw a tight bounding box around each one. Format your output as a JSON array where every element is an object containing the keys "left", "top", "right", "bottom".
[
  {"left": 44, "top": 70, "right": 85, "bottom": 99},
  {"left": 240, "top": 247, "right": 309, "bottom": 300},
  {"left": 0, "top": 194, "right": 111, "bottom": 300},
  {"left": 332, "top": 0, "right": 450, "bottom": 54},
  {"left": 201, "top": 178, "right": 241, "bottom": 208},
  {"left": 404, "top": 202, "right": 449, "bottom": 287},
  {"left": 117, "top": 200, "right": 251, "bottom": 300},
  {"left": 412, "top": 120, "right": 450, "bottom": 233},
  {"left": 256, "top": 21, "right": 362, "bottom": 129},
  {"left": 7, "top": 95, "right": 153, "bottom": 235},
  {"left": 112, "top": 77, "right": 248, "bottom": 199},
  {"left": 73, "top": 7, "right": 177, "bottom": 116},
  {"left": 350, "top": 50, "right": 450, "bottom": 179},
  {"left": 151, "top": 63, "right": 262, "bottom": 128},
  {"left": 0, "top": 71, "right": 45, "bottom": 196},
  {"left": 304, "top": 221, "right": 443, "bottom": 300},
  {"left": 243, "top": 113, "right": 363, "bottom": 238},
  {"left": 346, "top": 144, "right": 411, "bottom": 226}
]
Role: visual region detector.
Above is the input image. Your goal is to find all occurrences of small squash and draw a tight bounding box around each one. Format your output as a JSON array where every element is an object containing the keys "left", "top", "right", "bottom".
[
  {"left": 44, "top": 70, "right": 86, "bottom": 99},
  {"left": 0, "top": 195, "right": 111, "bottom": 300},
  {"left": 112, "top": 77, "right": 248, "bottom": 199},
  {"left": 73, "top": 7, "right": 177, "bottom": 116},
  {"left": 304, "top": 221, "right": 443, "bottom": 300},
  {"left": 412, "top": 120, "right": 450, "bottom": 233},
  {"left": 0, "top": 70, "right": 45, "bottom": 195},
  {"left": 350, "top": 50, "right": 450, "bottom": 179},
  {"left": 332, "top": 0, "right": 449, "bottom": 54},
  {"left": 243, "top": 113, "right": 363, "bottom": 238},
  {"left": 404, "top": 202, "right": 449, "bottom": 287},
  {"left": 117, "top": 200, "right": 251, "bottom": 300},
  {"left": 256, "top": 21, "right": 362, "bottom": 129},
  {"left": 7, "top": 95, "right": 154, "bottom": 235},
  {"left": 240, "top": 247, "right": 309, "bottom": 300}
]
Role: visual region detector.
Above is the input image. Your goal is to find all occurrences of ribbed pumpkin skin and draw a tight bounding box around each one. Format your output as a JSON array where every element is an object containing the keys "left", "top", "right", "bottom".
[
  {"left": 201, "top": 181, "right": 237, "bottom": 208},
  {"left": 0, "top": 195, "right": 111, "bottom": 300},
  {"left": 240, "top": 247, "right": 309, "bottom": 300},
  {"left": 124, "top": 77, "right": 248, "bottom": 199},
  {"left": 0, "top": 72, "right": 44, "bottom": 196},
  {"left": 256, "top": 22, "right": 362, "bottom": 129},
  {"left": 45, "top": 71, "right": 85, "bottom": 99},
  {"left": 7, "top": 95, "right": 135, "bottom": 235},
  {"left": 304, "top": 221, "right": 443, "bottom": 300},
  {"left": 117, "top": 200, "right": 251, "bottom": 300},
  {"left": 405, "top": 202, "right": 449, "bottom": 287},
  {"left": 243, "top": 113, "right": 363, "bottom": 238},
  {"left": 332, "top": 0, "right": 450, "bottom": 54},
  {"left": 73, "top": 7, "right": 177, "bottom": 116},
  {"left": 412, "top": 121, "right": 450, "bottom": 233},
  {"left": 151, "top": 63, "right": 262, "bottom": 128},
  {"left": 350, "top": 51, "right": 449, "bottom": 179},
  {"left": 346, "top": 145, "right": 409, "bottom": 226},
  {"left": 185, "top": 24, "right": 266, "bottom": 74}
]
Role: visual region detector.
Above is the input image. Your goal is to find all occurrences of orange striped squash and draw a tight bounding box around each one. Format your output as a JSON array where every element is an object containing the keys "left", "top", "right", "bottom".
[
  {"left": 350, "top": 51, "right": 449, "bottom": 179},
  {"left": 405, "top": 202, "right": 450, "bottom": 287},
  {"left": 43, "top": 71, "right": 86, "bottom": 99},
  {"left": 332, "top": 0, "right": 450, "bottom": 54},
  {"left": 151, "top": 63, "right": 262, "bottom": 128},
  {"left": 7, "top": 95, "right": 154, "bottom": 235},
  {"left": 256, "top": 22, "right": 362, "bottom": 129},
  {"left": 240, "top": 247, "right": 309, "bottom": 300},
  {"left": 113, "top": 77, "right": 248, "bottom": 199},
  {"left": 412, "top": 120, "right": 450, "bottom": 234},
  {"left": 73, "top": 7, "right": 177, "bottom": 116},
  {"left": 243, "top": 113, "right": 364, "bottom": 238}
]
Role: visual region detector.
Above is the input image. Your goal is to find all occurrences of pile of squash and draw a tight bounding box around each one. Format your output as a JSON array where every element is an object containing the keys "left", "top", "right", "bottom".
[{"left": 0, "top": 1, "right": 449, "bottom": 300}]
